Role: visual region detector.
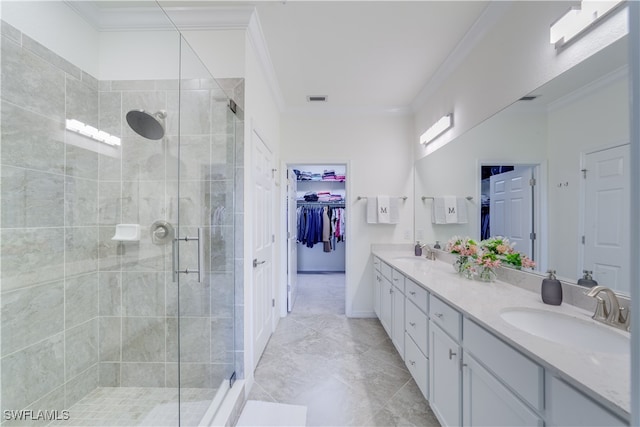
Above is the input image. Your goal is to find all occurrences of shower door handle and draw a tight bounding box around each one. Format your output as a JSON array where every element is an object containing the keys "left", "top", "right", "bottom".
[{"left": 173, "top": 228, "right": 204, "bottom": 283}]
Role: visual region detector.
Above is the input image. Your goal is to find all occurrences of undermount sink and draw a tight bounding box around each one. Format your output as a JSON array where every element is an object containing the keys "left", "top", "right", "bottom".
[
  {"left": 393, "top": 256, "right": 432, "bottom": 262},
  {"left": 500, "top": 308, "right": 629, "bottom": 355}
]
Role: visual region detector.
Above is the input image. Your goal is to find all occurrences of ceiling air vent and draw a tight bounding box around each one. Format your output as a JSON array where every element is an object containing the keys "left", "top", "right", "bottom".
[
  {"left": 307, "top": 95, "right": 328, "bottom": 102},
  {"left": 519, "top": 95, "right": 538, "bottom": 101}
]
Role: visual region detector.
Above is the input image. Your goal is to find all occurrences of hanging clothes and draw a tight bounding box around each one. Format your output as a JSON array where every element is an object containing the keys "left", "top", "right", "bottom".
[{"left": 296, "top": 205, "right": 346, "bottom": 250}]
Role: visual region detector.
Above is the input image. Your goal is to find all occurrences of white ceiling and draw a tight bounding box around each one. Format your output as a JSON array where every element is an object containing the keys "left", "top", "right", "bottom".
[
  {"left": 253, "top": 1, "right": 489, "bottom": 114},
  {"left": 69, "top": 1, "right": 491, "bottom": 114}
]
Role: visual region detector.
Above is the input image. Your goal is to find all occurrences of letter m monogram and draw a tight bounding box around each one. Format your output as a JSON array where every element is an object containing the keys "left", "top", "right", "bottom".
[
  {"left": 380, "top": 207, "right": 388, "bottom": 214},
  {"left": 448, "top": 207, "right": 456, "bottom": 214}
]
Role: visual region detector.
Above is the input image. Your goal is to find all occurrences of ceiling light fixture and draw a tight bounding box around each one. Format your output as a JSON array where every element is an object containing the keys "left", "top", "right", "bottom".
[
  {"left": 66, "top": 119, "right": 121, "bottom": 146},
  {"left": 420, "top": 113, "right": 453, "bottom": 145},
  {"left": 550, "top": 0, "right": 624, "bottom": 48}
]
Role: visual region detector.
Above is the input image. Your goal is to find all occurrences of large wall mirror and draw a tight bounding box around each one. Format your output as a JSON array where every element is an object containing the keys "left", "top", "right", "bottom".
[{"left": 414, "top": 35, "right": 630, "bottom": 296}]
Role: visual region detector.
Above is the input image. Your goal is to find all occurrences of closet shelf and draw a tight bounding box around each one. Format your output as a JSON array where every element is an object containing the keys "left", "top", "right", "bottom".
[{"left": 297, "top": 201, "right": 345, "bottom": 207}]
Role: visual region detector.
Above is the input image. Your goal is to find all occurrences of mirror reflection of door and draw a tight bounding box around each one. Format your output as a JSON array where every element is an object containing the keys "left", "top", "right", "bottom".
[
  {"left": 582, "top": 144, "right": 630, "bottom": 294},
  {"left": 482, "top": 165, "right": 538, "bottom": 261}
]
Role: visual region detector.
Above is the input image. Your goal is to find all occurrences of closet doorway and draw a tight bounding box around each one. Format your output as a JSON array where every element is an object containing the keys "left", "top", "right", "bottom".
[{"left": 285, "top": 163, "right": 347, "bottom": 314}]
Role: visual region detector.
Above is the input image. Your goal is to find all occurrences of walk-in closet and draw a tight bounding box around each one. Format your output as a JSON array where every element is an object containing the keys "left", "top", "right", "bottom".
[{"left": 285, "top": 164, "right": 346, "bottom": 313}]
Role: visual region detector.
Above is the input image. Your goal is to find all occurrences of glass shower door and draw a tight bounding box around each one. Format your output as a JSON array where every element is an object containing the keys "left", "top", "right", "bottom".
[{"left": 172, "top": 36, "right": 237, "bottom": 425}]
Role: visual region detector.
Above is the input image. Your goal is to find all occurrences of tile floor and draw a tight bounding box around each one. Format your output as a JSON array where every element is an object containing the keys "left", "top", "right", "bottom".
[
  {"left": 249, "top": 273, "right": 440, "bottom": 426},
  {"left": 49, "top": 387, "right": 215, "bottom": 426}
]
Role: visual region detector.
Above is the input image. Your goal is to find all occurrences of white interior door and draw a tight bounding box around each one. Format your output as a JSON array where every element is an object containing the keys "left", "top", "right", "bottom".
[
  {"left": 583, "top": 144, "right": 630, "bottom": 294},
  {"left": 489, "top": 167, "right": 534, "bottom": 259},
  {"left": 287, "top": 168, "right": 298, "bottom": 312},
  {"left": 252, "top": 130, "right": 274, "bottom": 368}
]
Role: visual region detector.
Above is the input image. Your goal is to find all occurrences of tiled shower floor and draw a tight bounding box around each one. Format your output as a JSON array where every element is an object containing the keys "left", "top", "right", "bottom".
[{"left": 49, "top": 387, "right": 216, "bottom": 426}]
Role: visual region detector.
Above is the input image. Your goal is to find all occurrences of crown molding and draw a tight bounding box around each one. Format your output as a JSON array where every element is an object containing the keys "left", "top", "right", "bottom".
[
  {"left": 410, "top": 1, "right": 511, "bottom": 113},
  {"left": 65, "top": 2, "right": 255, "bottom": 31}
]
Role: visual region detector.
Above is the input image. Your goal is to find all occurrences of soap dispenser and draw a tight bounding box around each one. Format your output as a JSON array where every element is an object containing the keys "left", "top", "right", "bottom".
[
  {"left": 541, "top": 270, "right": 562, "bottom": 306},
  {"left": 415, "top": 241, "right": 423, "bottom": 256},
  {"left": 577, "top": 270, "right": 598, "bottom": 288}
]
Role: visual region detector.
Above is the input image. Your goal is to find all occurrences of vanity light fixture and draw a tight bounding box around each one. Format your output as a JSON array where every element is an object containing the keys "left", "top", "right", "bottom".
[
  {"left": 420, "top": 113, "right": 453, "bottom": 145},
  {"left": 550, "top": 0, "right": 625, "bottom": 48},
  {"left": 66, "top": 119, "right": 121, "bottom": 146}
]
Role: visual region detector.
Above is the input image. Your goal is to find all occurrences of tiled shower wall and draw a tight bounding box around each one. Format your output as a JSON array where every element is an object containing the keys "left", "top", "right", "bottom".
[{"left": 0, "top": 19, "right": 243, "bottom": 416}]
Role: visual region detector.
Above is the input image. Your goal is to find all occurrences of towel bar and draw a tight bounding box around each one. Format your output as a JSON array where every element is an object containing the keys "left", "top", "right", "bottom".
[
  {"left": 357, "top": 196, "right": 408, "bottom": 201},
  {"left": 422, "top": 196, "right": 473, "bottom": 201}
]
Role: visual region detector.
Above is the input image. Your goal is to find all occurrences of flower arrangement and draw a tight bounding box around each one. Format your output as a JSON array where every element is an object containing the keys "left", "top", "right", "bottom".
[{"left": 446, "top": 235, "right": 536, "bottom": 281}]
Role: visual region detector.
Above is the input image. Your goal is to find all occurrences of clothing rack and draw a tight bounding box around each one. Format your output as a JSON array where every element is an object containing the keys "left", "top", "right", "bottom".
[
  {"left": 422, "top": 196, "right": 473, "bottom": 201},
  {"left": 356, "top": 196, "right": 408, "bottom": 201},
  {"left": 297, "top": 201, "right": 346, "bottom": 208}
]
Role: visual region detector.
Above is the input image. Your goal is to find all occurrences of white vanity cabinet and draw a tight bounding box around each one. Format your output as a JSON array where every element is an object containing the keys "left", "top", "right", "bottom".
[
  {"left": 545, "top": 374, "right": 627, "bottom": 427},
  {"left": 391, "top": 269, "right": 405, "bottom": 359},
  {"left": 429, "top": 295, "right": 462, "bottom": 427},
  {"left": 373, "top": 257, "right": 382, "bottom": 317},
  {"left": 380, "top": 273, "right": 393, "bottom": 337},
  {"left": 462, "top": 353, "right": 542, "bottom": 426}
]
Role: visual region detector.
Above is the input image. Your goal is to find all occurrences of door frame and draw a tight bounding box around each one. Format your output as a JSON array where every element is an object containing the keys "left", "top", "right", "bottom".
[
  {"left": 476, "top": 160, "right": 548, "bottom": 272},
  {"left": 279, "top": 160, "right": 351, "bottom": 318},
  {"left": 578, "top": 140, "right": 630, "bottom": 279}
]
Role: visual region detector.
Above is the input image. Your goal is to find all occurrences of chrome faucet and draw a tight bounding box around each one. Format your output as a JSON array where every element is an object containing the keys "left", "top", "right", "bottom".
[
  {"left": 422, "top": 244, "right": 436, "bottom": 261},
  {"left": 585, "top": 286, "right": 630, "bottom": 331}
]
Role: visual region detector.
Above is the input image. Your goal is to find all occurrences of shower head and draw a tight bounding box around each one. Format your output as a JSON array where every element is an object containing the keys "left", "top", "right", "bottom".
[{"left": 126, "top": 109, "right": 166, "bottom": 140}]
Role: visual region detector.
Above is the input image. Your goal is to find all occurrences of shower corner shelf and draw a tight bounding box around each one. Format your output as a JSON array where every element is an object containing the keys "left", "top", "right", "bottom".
[{"left": 112, "top": 224, "right": 141, "bottom": 241}]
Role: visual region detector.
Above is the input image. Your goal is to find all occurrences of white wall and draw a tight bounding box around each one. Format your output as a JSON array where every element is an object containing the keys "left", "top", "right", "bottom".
[
  {"left": 180, "top": 30, "right": 246, "bottom": 79},
  {"left": 414, "top": 2, "right": 629, "bottom": 161},
  {"left": 1, "top": 1, "right": 99, "bottom": 76},
  {"left": 280, "top": 114, "right": 414, "bottom": 317}
]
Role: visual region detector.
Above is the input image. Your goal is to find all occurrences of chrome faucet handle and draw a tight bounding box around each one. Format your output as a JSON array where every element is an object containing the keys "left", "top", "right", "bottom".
[{"left": 585, "top": 285, "right": 627, "bottom": 330}]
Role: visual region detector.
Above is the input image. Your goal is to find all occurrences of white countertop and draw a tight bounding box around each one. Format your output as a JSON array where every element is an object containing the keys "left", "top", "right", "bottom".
[{"left": 372, "top": 248, "right": 631, "bottom": 419}]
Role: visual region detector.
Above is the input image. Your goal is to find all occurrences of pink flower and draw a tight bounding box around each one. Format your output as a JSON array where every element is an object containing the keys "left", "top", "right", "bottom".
[
  {"left": 521, "top": 257, "right": 536, "bottom": 269},
  {"left": 496, "top": 244, "right": 510, "bottom": 254}
]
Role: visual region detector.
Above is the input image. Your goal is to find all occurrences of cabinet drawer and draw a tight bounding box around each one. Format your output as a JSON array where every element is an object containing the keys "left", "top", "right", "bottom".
[
  {"left": 405, "top": 279, "right": 428, "bottom": 313},
  {"left": 405, "top": 332, "right": 428, "bottom": 400},
  {"left": 373, "top": 256, "right": 381, "bottom": 272},
  {"left": 380, "top": 261, "right": 392, "bottom": 280},
  {"left": 391, "top": 269, "right": 405, "bottom": 293},
  {"left": 464, "top": 318, "right": 543, "bottom": 410},
  {"left": 405, "top": 299, "right": 428, "bottom": 355},
  {"left": 429, "top": 294, "right": 461, "bottom": 341}
]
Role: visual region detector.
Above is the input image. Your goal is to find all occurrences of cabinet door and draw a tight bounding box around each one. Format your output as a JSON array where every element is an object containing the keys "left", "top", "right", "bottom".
[
  {"left": 545, "top": 374, "right": 628, "bottom": 426},
  {"left": 380, "top": 276, "right": 393, "bottom": 337},
  {"left": 429, "top": 321, "right": 461, "bottom": 427},
  {"left": 373, "top": 270, "right": 381, "bottom": 318},
  {"left": 463, "top": 352, "right": 542, "bottom": 426},
  {"left": 392, "top": 288, "right": 404, "bottom": 359}
]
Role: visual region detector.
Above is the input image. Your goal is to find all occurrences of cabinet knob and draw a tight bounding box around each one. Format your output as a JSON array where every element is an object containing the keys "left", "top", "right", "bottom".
[
  {"left": 389, "top": 289, "right": 393, "bottom": 294},
  {"left": 409, "top": 360, "right": 416, "bottom": 366},
  {"left": 434, "top": 312, "right": 443, "bottom": 318},
  {"left": 409, "top": 322, "right": 416, "bottom": 327},
  {"left": 449, "top": 349, "right": 457, "bottom": 360},
  {"left": 409, "top": 291, "right": 416, "bottom": 296}
]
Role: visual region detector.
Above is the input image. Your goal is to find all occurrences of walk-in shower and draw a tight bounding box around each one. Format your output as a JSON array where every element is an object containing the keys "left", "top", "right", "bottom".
[
  {"left": 126, "top": 109, "right": 167, "bottom": 140},
  {"left": 0, "top": 1, "right": 243, "bottom": 426}
]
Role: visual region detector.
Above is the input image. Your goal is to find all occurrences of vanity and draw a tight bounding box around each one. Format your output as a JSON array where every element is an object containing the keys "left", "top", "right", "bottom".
[{"left": 372, "top": 247, "right": 630, "bottom": 427}]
